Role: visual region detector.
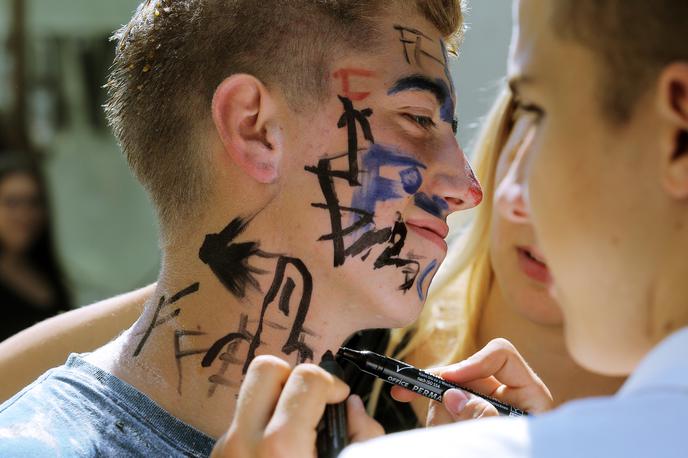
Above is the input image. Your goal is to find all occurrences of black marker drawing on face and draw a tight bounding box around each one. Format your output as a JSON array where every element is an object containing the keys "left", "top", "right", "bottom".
[
  {"left": 338, "top": 96, "right": 374, "bottom": 186},
  {"left": 132, "top": 282, "right": 200, "bottom": 357},
  {"left": 199, "top": 217, "right": 273, "bottom": 299},
  {"left": 307, "top": 97, "right": 426, "bottom": 293},
  {"left": 394, "top": 25, "right": 445, "bottom": 69},
  {"left": 371, "top": 214, "right": 420, "bottom": 293},
  {"left": 307, "top": 152, "right": 377, "bottom": 267},
  {"left": 306, "top": 96, "right": 378, "bottom": 267}
]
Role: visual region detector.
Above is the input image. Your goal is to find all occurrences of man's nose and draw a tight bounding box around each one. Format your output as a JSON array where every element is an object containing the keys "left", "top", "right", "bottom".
[{"left": 428, "top": 144, "right": 483, "bottom": 215}]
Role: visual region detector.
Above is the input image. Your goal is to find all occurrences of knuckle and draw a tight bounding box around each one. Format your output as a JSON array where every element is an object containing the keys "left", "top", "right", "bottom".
[
  {"left": 488, "top": 337, "right": 516, "bottom": 352},
  {"left": 468, "top": 399, "right": 498, "bottom": 419},
  {"left": 293, "top": 364, "right": 331, "bottom": 387},
  {"left": 249, "top": 355, "right": 290, "bottom": 377}
]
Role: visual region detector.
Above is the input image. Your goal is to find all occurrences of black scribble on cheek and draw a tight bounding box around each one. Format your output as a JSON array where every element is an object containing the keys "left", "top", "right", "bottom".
[
  {"left": 373, "top": 216, "right": 420, "bottom": 293},
  {"left": 306, "top": 96, "right": 377, "bottom": 267},
  {"left": 199, "top": 217, "right": 274, "bottom": 298},
  {"left": 337, "top": 95, "right": 374, "bottom": 185},
  {"left": 307, "top": 156, "right": 377, "bottom": 267}
]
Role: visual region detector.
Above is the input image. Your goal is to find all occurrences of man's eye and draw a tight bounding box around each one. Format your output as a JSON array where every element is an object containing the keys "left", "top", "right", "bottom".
[{"left": 403, "top": 114, "right": 437, "bottom": 130}]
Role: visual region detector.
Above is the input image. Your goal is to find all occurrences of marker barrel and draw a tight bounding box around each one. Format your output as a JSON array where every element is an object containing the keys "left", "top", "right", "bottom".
[{"left": 338, "top": 348, "right": 527, "bottom": 417}]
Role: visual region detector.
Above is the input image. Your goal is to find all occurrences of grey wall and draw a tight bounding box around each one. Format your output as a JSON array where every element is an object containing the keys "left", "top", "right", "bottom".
[
  {"left": 1, "top": 0, "right": 159, "bottom": 306},
  {"left": 452, "top": 1, "right": 513, "bottom": 154}
]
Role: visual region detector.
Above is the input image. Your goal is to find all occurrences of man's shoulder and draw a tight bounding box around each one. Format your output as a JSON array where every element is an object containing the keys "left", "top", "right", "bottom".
[
  {"left": 0, "top": 360, "right": 99, "bottom": 456},
  {"left": 0, "top": 355, "right": 215, "bottom": 457}
]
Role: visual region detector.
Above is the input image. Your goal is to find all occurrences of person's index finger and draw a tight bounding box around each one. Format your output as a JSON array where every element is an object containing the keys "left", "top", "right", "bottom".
[
  {"left": 232, "top": 355, "right": 292, "bottom": 435},
  {"left": 440, "top": 338, "right": 538, "bottom": 389},
  {"left": 390, "top": 385, "right": 420, "bottom": 402}
]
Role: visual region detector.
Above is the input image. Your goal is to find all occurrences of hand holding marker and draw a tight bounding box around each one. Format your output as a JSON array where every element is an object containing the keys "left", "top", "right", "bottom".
[
  {"left": 337, "top": 347, "right": 528, "bottom": 417},
  {"left": 317, "top": 351, "right": 349, "bottom": 458}
]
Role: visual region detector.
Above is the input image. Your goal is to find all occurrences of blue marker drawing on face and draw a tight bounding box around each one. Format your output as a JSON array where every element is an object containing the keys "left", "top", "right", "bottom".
[
  {"left": 387, "top": 74, "right": 456, "bottom": 128},
  {"left": 414, "top": 192, "right": 449, "bottom": 218},
  {"left": 434, "top": 78, "right": 455, "bottom": 125},
  {"left": 350, "top": 144, "right": 426, "bottom": 234},
  {"left": 416, "top": 259, "right": 438, "bottom": 300},
  {"left": 399, "top": 167, "right": 423, "bottom": 195}
]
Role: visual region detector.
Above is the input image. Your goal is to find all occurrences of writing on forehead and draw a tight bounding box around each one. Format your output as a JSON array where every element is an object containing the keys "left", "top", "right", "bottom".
[{"left": 394, "top": 25, "right": 445, "bottom": 69}]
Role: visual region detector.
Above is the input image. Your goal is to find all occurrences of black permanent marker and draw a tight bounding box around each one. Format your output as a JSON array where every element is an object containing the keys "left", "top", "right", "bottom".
[{"left": 337, "top": 347, "right": 528, "bottom": 417}]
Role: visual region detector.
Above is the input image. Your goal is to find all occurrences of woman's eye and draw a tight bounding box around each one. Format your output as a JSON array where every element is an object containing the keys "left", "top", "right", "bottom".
[
  {"left": 403, "top": 114, "right": 437, "bottom": 130},
  {"left": 513, "top": 101, "right": 545, "bottom": 123}
]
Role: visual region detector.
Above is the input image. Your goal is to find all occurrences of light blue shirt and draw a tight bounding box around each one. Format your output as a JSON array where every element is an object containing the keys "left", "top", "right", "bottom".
[
  {"left": 0, "top": 354, "right": 215, "bottom": 457},
  {"left": 343, "top": 327, "right": 688, "bottom": 458}
]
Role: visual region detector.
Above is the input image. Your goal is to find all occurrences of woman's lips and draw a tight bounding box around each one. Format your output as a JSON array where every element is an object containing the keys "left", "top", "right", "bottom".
[
  {"left": 406, "top": 221, "right": 448, "bottom": 252},
  {"left": 516, "top": 246, "right": 552, "bottom": 284}
]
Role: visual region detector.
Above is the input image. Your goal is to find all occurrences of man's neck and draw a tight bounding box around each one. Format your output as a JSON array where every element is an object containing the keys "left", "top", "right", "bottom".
[
  {"left": 477, "top": 281, "right": 624, "bottom": 404},
  {"left": 87, "top": 240, "right": 355, "bottom": 438}
]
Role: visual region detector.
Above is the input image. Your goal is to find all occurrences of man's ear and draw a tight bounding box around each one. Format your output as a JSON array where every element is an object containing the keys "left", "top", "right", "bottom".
[
  {"left": 658, "top": 63, "right": 688, "bottom": 198},
  {"left": 212, "top": 74, "right": 283, "bottom": 183}
]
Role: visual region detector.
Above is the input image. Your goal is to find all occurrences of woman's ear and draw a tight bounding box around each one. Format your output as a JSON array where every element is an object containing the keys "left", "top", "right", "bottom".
[
  {"left": 658, "top": 63, "right": 688, "bottom": 198},
  {"left": 212, "top": 74, "right": 283, "bottom": 184}
]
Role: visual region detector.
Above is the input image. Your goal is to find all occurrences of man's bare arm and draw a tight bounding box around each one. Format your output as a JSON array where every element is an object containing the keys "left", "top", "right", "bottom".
[{"left": 0, "top": 284, "right": 154, "bottom": 403}]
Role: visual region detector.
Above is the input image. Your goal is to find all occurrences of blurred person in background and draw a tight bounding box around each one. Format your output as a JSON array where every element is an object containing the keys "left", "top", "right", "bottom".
[{"left": 0, "top": 154, "right": 70, "bottom": 342}]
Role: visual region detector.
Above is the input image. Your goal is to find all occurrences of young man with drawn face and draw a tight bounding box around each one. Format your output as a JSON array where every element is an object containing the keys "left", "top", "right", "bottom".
[{"left": 0, "top": 1, "right": 481, "bottom": 456}]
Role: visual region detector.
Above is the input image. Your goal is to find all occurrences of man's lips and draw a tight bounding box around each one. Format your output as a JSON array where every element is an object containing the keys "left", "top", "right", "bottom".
[{"left": 406, "top": 219, "right": 449, "bottom": 252}]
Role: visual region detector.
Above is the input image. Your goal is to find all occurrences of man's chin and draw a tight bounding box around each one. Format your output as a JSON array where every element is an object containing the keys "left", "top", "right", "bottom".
[{"left": 377, "top": 298, "right": 425, "bottom": 330}]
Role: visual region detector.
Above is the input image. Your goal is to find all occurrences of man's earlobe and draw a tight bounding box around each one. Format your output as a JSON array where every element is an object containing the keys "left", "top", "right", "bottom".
[
  {"left": 212, "top": 75, "right": 283, "bottom": 184},
  {"left": 659, "top": 64, "right": 688, "bottom": 198}
]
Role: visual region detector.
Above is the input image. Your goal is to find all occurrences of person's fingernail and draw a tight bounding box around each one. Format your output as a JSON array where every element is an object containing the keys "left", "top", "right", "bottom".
[
  {"left": 444, "top": 389, "right": 469, "bottom": 414},
  {"left": 348, "top": 394, "right": 365, "bottom": 412}
]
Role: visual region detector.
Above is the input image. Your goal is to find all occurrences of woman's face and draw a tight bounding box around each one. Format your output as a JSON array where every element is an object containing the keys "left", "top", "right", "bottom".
[
  {"left": 489, "top": 114, "right": 563, "bottom": 325},
  {"left": 0, "top": 172, "right": 45, "bottom": 254}
]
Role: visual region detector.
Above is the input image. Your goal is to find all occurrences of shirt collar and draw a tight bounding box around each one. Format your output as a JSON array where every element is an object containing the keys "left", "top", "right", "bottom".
[{"left": 618, "top": 327, "right": 688, "bottom": 397}]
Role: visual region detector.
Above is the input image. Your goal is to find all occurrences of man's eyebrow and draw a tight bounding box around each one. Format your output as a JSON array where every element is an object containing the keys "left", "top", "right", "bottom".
[
  {"left": 508, "top": 74, "right": 536, "bottom": 96},
  {"left": 387, "top": 74, "right": 449, "bottom": 105}
]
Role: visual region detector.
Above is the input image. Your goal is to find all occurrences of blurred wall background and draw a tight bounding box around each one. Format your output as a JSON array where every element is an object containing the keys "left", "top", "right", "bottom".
[{"left": 0, "top": 0, "right": 511, "bottom": 306}]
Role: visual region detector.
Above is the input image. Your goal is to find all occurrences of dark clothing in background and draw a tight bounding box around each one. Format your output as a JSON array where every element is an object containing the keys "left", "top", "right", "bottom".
[{"left": 0, "top": 276, "right": 65, "bottom": 342}]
